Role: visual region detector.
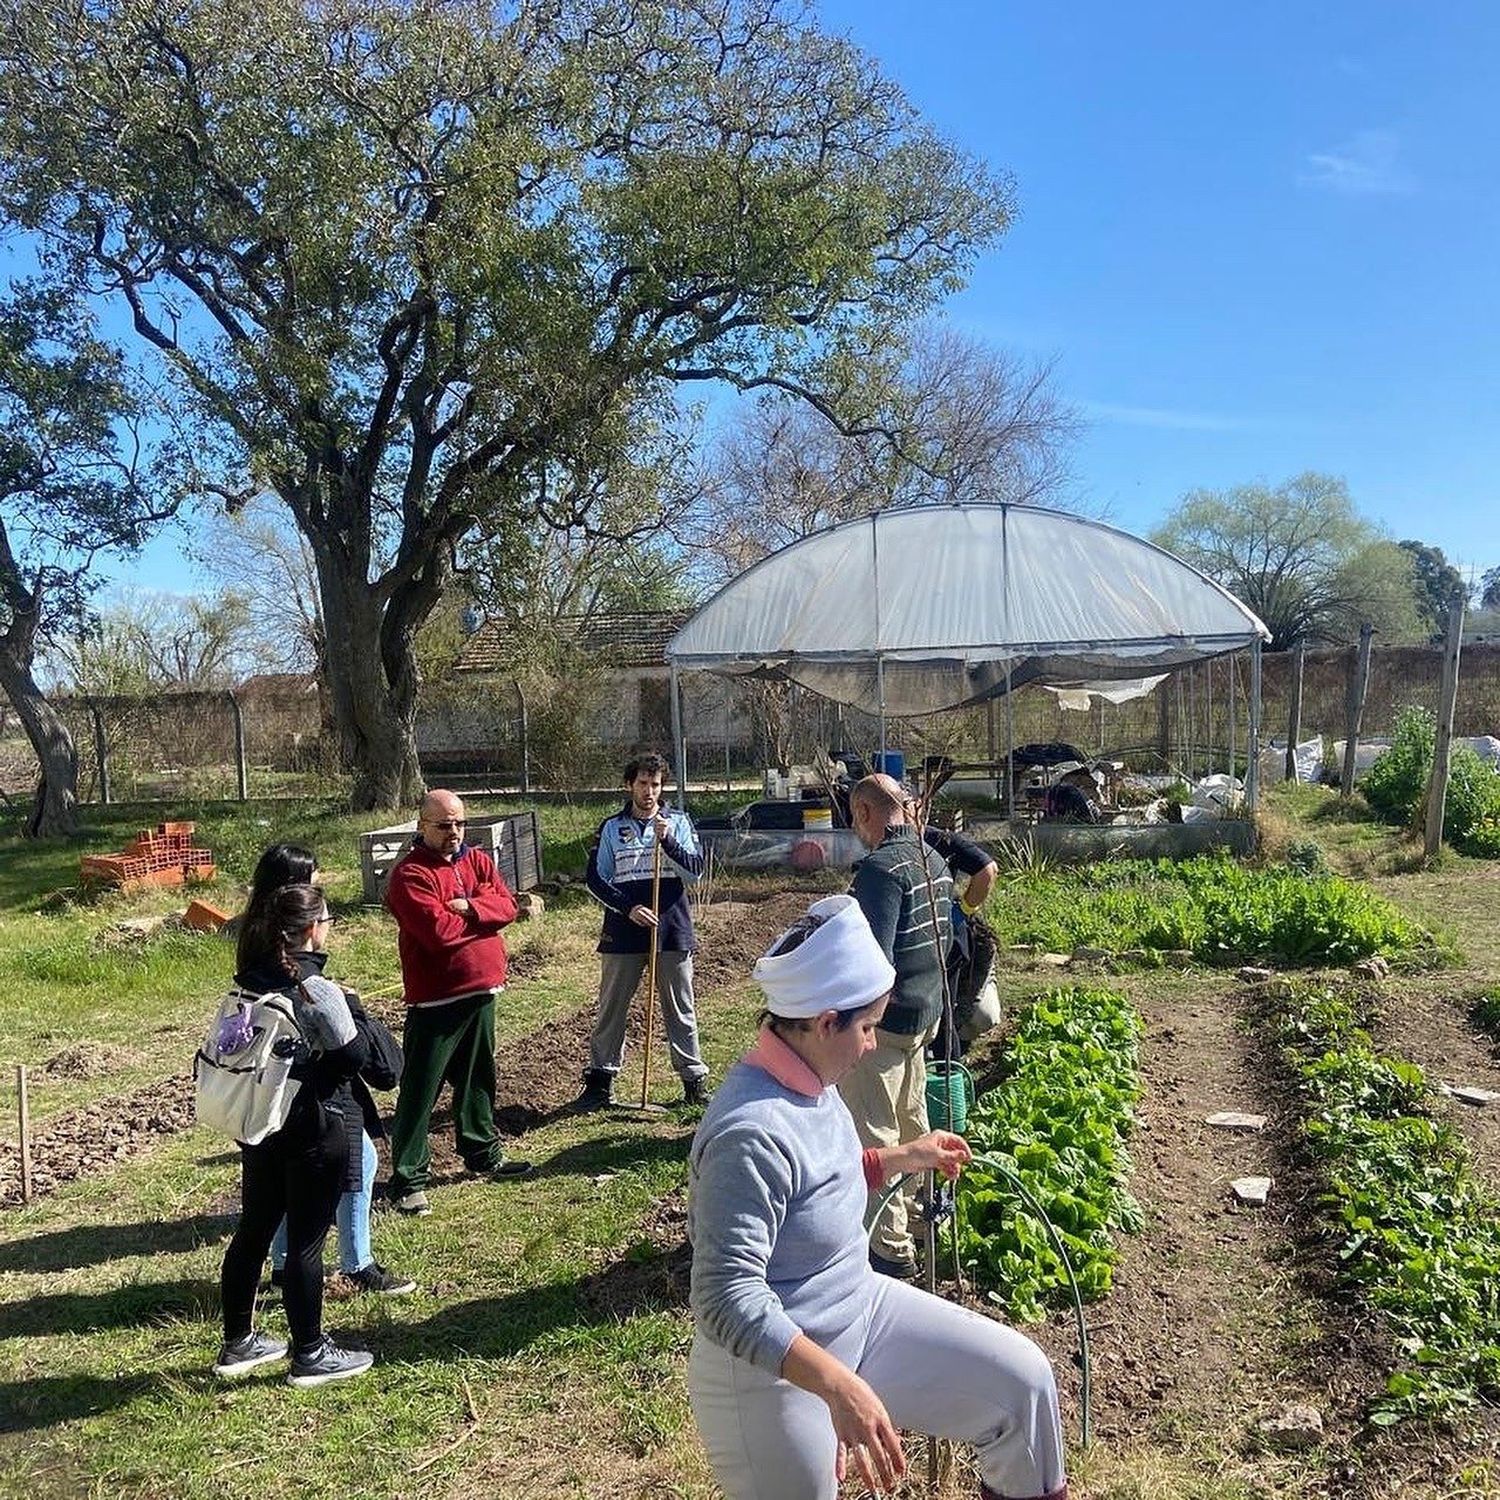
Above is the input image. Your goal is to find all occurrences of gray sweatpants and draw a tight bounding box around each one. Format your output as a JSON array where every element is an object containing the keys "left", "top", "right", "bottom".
[
  {"left": 688, "top": 1274, "right": 1067, "bottom": 1500},
  {"left": 589, "top": 950, "right": 707, "bottom": 1081}
]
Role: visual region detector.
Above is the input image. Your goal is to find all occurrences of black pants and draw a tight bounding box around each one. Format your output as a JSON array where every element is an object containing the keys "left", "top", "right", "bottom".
[{"left": 220, "top": 1108, "right": 345, "bottom": 1355}]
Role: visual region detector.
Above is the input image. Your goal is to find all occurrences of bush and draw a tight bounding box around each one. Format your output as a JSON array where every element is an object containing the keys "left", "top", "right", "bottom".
[
  {"left": 1361, "top": 706, "right": 1500, "bottom": 857},
  {"left": 1363, "top": 707, "right": 1433, "bottom": 824}
]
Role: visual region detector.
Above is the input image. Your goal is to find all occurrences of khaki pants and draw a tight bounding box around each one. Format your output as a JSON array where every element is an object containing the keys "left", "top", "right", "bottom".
[{"left": 837, "top": 1024, "right": 934, "bottom": 1263}]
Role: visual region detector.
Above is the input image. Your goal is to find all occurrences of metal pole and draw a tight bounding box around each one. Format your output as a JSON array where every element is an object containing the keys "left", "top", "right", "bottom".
[
  {"left": 669, "top": 663, "right": 688, "bottom": 815},
  {"left": 1227, "top": 655, "right": 1238, "bottom": 787},
  {"left": 722, "top": 677, "right": 732, "bottom": 793},
  {"left": 514, "top": 679, "right": 530, "bottom": 795},
  {"left": 1004, "top": 666, "right": 1015, "bottom": 822},
  {"left": 227, "top": 691, "right": 248, "bottom": 802},
  {"left": 1247, "top": 639, "right": 1263, "bottom": 812},
  {"left": 876, "top": 656, "right": 887, "bottom": 758}
]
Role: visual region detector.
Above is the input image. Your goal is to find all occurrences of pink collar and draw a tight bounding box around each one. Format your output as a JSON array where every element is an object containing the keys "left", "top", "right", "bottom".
[{"left": 743, "top": 1027, "right": 826, "bottom": 1099}]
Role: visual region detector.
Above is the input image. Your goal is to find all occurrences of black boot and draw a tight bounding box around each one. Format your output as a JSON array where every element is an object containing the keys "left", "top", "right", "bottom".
[{"left": 573, "top": 1068, "right": 615, "bottom": 1111}]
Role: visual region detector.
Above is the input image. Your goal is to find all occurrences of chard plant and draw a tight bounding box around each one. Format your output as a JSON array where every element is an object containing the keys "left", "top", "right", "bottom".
[{"left": 958, "top": 985, "right": 1142, "bottom": 1321}]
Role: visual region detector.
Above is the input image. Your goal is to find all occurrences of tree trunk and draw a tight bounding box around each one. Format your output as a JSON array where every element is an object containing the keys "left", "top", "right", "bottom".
[
  {"left": 315, "top": 554, "right": 426, "bottom": 811},
  {"left": 0, "top": 640, "right": 80, "bottom": 838}
]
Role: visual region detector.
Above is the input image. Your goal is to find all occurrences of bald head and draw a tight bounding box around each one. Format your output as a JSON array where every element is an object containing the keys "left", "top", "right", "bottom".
[
  {"left": 849, "top": 773, "right": 908, "bottom": 849},
  {"left": 418, "top": 788, "right": 466, "bottom": 857}
]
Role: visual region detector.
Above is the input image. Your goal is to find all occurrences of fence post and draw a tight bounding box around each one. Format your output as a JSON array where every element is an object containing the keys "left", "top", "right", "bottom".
[
  {"left": 1285, "top": 642, "right": 1305, "bottom": 783},
  {"left": 1340, "top": 624, "right": 1375, "bottom": 796},
  {"left": 91, "top": 706, "right": 110, "bottom": 805},
  {"left": 1424, "top": 601, "right": 1466, "bottom": 858},
  {"left": 227, "top": 691, "right": 248, "bottom": 802},
  {"left": 17, "top": 1064, "right": 32, "bottom": 1204},
  {"left": 1156, "top": 676, "right": 1170, "bottom": 767},
  {"left": 513, "top": 679, "right": 530, "bottom": 794}
]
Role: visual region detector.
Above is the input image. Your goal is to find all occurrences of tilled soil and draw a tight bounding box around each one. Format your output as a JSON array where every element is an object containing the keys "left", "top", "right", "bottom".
[{"left": 0, "top": 892, "right": 810, "bottom": 1209}]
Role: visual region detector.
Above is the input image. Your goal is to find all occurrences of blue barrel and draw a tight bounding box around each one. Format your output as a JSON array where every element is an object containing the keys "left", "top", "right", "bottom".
[{"left": 873, "top": 750, "right": 905, "bottom": 781}]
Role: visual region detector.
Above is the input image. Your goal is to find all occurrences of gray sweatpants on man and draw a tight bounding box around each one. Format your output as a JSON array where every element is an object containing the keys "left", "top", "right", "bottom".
[{"left": 589, "top": 950, "right": 708, "bottom": 1081}]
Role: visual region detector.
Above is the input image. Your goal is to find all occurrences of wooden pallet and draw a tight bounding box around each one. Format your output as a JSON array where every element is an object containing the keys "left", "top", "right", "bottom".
[{"left": 357, "top": 811, "right": 543, "bottom": 905}]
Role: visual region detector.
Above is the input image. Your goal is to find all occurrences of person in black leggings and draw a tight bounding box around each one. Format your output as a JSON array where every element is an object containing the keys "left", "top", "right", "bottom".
[{"left": 213, "top": 882, "right": 375, "bottom": 1387}]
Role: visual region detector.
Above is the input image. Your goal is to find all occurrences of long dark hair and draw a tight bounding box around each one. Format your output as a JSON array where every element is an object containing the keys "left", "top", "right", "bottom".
[
  {"left": 248, "top": 843, "right": 316, "bottom": 911},
  {"left": 236, "top": 882, "right": 326, "bottom": 982}
]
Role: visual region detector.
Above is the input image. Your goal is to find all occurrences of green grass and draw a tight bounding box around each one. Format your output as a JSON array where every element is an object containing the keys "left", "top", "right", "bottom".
[{"left": 4, "top": 788, "right": 1498, "bottom": 1499}]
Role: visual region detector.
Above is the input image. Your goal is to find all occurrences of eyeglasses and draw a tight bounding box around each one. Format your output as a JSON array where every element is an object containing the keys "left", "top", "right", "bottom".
[
  {"left": 314, "top": 910, "right": 335, "bottom": 924},
  {"left": 424, "top": 819, "right": 466, "bottom": 830}
]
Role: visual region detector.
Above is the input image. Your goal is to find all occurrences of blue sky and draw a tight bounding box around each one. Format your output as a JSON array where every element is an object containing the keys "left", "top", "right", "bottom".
[
  {"left": 815, "top": 0, "right": 1499, "bottom": 578},
  {"left": 11, "top": 1, "right": 1499, "bottom": 595}
]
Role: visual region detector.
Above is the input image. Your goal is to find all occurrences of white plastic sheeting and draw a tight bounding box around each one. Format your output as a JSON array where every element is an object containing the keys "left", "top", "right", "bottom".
[
  {"left": 666, "top": 504, "right": 1270, "bottom": 716},
  {"left": 1043, "top": 675, "right": 1169, "bottom": 711}
]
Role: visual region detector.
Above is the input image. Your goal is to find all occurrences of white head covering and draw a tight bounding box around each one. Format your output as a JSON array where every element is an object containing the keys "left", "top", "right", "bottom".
[{"left": 752, "top": 894, "right": 896, "bottom": 1018}]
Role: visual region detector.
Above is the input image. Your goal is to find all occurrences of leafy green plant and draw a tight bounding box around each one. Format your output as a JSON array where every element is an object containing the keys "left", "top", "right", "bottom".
[
  {"left": 1270, "top": 979, "right": 1500, "bottom": 1424},
  {"left": 958, "top": 985, "right": 1142, "bottom": 1320},
  {"left": 985, "top": 854, "right": 1426, "bottom": 966},
  {"left": 1362, "top": 706, "right": 1500, "bottom": 857}
]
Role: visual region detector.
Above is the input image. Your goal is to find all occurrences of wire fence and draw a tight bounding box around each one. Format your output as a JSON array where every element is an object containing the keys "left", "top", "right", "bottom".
[{"left": 3, "top": 642, "right": 1497, "bottom": 806}]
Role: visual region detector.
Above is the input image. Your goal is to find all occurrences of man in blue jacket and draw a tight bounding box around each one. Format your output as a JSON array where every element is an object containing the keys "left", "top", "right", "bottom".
[{"left": 576, "top": 752, "right": 712, "bottom": 1109}]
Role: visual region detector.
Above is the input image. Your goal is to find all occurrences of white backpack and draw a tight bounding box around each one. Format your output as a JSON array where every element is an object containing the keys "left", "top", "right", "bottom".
[{"left": 194, "top": 985, "right": 305, "bottom": 1145}]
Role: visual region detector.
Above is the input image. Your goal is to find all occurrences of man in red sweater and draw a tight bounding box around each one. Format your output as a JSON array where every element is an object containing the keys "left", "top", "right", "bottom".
[{"left": 385, "top": 789, "right": 532, "bottom": 1216}]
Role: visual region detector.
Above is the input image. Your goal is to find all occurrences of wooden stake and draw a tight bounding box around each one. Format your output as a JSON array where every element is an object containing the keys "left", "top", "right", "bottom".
[
  {"left": 638, "top": 832, "right": 664, "bottom": 1109},
  {"left": 1285, "top": 642, "right": 1305, "bottom": 783},
  {"left": 17, "top": 1064, "right": 32, "bottom": 1204},
  {"left": 1425, "top": 601, "right": 1466, "bottom": 859},
  {"left": 1340, "top": 624, "right": 1375, "bottom": 797}
]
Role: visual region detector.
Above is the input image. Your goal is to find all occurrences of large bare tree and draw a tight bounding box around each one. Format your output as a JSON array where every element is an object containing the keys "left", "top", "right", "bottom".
[
  {"left": 685, "top": 325, "right": 1077, "bottom": 583},
  {"left": 0, "top": 0, "right": 1013, "bottom": 808}
]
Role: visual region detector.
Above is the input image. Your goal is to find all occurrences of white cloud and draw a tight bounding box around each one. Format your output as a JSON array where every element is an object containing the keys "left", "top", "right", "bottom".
[
  {"left": 1301, "top": 128, "right": 1415, "bottom": 196},
  {"left": 1080, "top": 401, "right": 1253, "bottom": 433}
]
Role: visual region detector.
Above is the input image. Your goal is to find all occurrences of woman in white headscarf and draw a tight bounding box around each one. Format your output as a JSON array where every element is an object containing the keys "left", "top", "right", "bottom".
[{"left": 687, "top": 895, "right": 1068, "bottom": 1500}]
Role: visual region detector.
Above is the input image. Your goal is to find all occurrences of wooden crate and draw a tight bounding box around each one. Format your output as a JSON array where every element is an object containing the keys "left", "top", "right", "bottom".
[{"left": 358, "top": 811, "right": 544, "bottom": 905}]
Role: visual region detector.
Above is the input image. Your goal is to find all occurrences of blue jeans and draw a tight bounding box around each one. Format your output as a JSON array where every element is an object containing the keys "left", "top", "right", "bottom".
[{"left": 272, "top": 1130, "right": 377, "bottom": 1275}]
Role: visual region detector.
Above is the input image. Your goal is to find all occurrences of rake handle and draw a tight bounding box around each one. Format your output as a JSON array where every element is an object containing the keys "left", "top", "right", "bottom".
[{"left": 639, "top": 830, "right": 664, "bottom": 1109}]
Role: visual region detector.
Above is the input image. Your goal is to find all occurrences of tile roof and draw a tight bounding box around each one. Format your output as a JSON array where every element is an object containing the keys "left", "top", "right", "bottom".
[{"left": 456, "top": 608, "right": 694, "bottom": 672}]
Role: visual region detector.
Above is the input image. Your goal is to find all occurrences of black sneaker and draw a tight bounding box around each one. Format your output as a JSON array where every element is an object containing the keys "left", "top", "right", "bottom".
[
  {"left": 286, "top": 1336, "right": 374, "bottom": 1388},
  {"left": 346, "top": 1261, "right": 417, "bottom": 1296},
  {"left": 213, "top": 1331, "right": 287, "bottom": 1378},
  {"left": 682, "top": 1076, "right": 713, "bottom": 1107}
]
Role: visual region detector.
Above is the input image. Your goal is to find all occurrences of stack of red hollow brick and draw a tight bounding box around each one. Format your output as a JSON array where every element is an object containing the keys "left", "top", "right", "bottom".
[{"left": 80, "top": 821, "right": 217, "bottom": 893}]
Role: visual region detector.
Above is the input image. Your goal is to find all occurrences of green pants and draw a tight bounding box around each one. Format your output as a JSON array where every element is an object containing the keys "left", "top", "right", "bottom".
[{"left": 389, "top": 993, "right": 499, "bottom": 1194}]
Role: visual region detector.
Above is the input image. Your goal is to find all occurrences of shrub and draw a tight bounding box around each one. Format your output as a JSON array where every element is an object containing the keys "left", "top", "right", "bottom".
[
  {"left": 1362, "top": 706, "right": 1500, "bottom": 856},
  {"left": 1362, "top": 707, "right": 1433, "bottom": 824}
]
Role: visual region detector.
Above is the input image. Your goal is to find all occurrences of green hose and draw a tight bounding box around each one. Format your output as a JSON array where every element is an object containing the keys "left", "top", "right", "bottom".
[{"left": 865, "top": 1160, "right": 1092, "bottom": 1449}]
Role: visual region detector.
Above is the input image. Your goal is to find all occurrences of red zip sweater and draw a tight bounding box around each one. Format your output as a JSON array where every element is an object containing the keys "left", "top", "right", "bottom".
[{"left": 385, "top": 840, "right": 517, "bottom": 1006}]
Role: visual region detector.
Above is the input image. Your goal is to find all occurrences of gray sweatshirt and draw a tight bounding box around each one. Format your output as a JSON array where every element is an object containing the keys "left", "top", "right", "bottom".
[{"left": 687, "top": 1043, "right": 874, "bottom": 1375}]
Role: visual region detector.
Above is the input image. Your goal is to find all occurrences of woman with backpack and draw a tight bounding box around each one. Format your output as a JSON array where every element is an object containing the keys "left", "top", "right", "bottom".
[
  {"left": 246, "top": 845, "right": 415, "bottom": 1297},
  {"left": 213, "top": 881, "right": 375, "bottom": 1387}
]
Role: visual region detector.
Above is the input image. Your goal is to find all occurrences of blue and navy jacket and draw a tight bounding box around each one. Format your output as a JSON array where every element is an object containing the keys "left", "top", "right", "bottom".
[{"left": 587, "top": 802, "right": 703, "bottom": 955}]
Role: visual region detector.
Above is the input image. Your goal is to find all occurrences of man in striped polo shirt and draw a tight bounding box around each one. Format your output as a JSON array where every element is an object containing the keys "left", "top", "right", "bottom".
[{"left": 840, "top": 773, "right": 953, "bottom": 1279}]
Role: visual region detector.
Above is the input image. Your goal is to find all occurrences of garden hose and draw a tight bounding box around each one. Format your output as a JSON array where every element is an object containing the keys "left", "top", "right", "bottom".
[{"left": 864, "top": 1163, "right": 1092, "bottom": 1450}]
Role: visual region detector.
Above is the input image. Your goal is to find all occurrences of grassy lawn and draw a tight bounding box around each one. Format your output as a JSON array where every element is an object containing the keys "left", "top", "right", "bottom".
[{"left": 2, "top": 787, "right": 1498, "bottom": 1499}]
